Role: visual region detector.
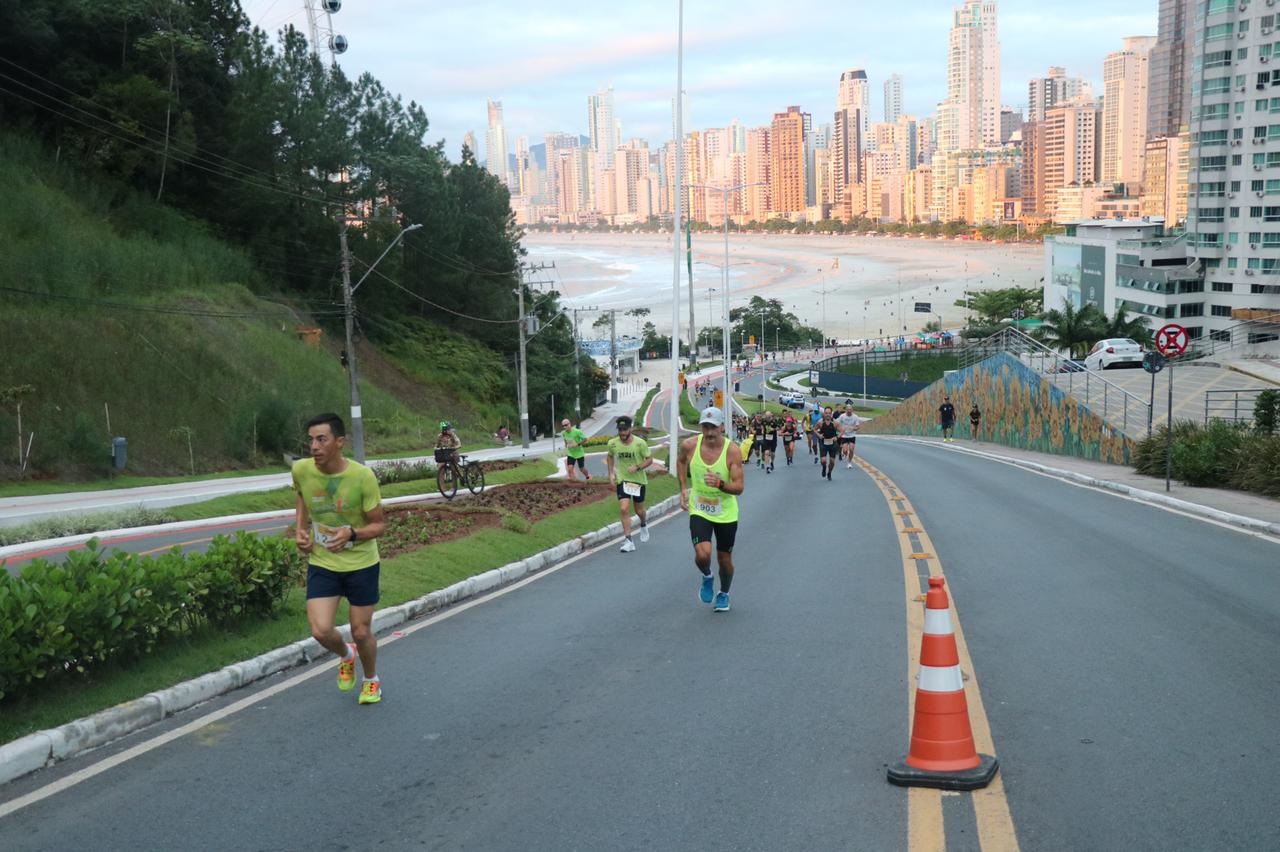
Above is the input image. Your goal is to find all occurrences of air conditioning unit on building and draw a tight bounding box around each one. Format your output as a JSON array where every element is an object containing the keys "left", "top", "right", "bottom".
[
  {"left": 1252, "top": 243, "right": 1260, "bottom": 248},
  {"left": 1255, "top": 164, "right": 1265, "bottom": 170},
  {"left": 1246, "top": 269, "right": 1256, "bottom": 275},
  {"left": 1229, "top": 192, "right": 1237, "bottom": 197},
  {"left": 1266, "top": 27, "right": 1275, "bottom": 35},
  {"left": 1263, "top": 56, "right": 1272, "bottom": 63},
  {"left": 1240, "top": 32, "right": 1249, "bottom": 39}
]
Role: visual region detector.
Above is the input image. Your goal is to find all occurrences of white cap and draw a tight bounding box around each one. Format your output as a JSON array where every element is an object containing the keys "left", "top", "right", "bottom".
[{"left": 699, "top": 406, "right": 725, "bottom": 427}]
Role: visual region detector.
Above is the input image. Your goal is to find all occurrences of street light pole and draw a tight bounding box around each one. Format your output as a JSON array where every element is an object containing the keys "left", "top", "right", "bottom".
[
  {"left": 668, "top": 0, "right": 684, "bottom": 453},
  {"left": 341, "top": 221, "right": 422, "bottom": 463}
]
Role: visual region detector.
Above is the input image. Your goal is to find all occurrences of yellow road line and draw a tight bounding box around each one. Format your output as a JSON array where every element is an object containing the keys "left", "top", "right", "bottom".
[{"left": 855, "top": 457, "right": 1020, "bottom": 852}]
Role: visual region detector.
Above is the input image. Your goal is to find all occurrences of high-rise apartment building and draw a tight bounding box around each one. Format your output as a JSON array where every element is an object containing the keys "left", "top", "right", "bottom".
[
  {"left": 544, "top": 133, "right": 579, "bottom": 216},
  {"left": 745, "top": 127, "right": 772, "bottom": 222},
  {"left": 1102, "top": 36, "right": 1156, "bottom": 186},
  {"left": 1027, "top": 68, "right": 1092, "bottom": 124},
  {"left": 937, "top": 0, "right": 1001, "bottom": 153},
  {"left": 884, "top": 74, "right": 904, "bottom": 124},
  {"left": 1147, "top": 0, "right": 1196, "bottom": 140},
  {"left": 463, "top": 131, "right": 478, "bottom": 160},
  {"left": 838, "top": 70, "right": 872, "bottom": 144},
  {"left": 1187, "top": 2, "right": 1280, "bottom": 340},
  {"left": 1020, "top": 120, "right": 1045, "bottom": 217},
  {"left": 832, "top": 107, "right": 864, "bottom": 219},
  {"left": 1043, "top": 97, "right": 1100, "bottom": 222},
  {"left": 587, "top": 87, "right": 619, "bottom": 208},
  {"left": 1139, "top": 132, "right": 1188, "bottom": 228},
  {"left": 613, "top": 140, "right": 651, "bottom": 221},
  {"left": 771, "top": 107, "right": 808, "bottom": 216},
  {"left": 999, "top": 108, "right": 1023, "bottom": 144},
  {"left": 485, "top": 99, "right": 511, "bottom": 188}
]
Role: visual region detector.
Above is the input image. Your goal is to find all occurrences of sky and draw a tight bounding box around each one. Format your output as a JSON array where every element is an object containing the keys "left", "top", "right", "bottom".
[{"left": 241, "top": 0, "right": 1157, "bottom": 162}]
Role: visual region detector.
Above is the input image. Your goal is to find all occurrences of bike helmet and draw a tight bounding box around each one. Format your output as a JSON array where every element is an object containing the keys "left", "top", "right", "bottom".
[{"left": 439, "top": 421, "right": 452, "bottom": 431}]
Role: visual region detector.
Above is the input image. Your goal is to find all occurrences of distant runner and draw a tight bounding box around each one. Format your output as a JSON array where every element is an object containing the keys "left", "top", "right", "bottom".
[
  {"left": 606, "top": 415, "right": 653, "bottom": 552},
  {"left": 560, "top": 418, "right": 592, "bottom": 482},
  {"left": 816, "top": 407, "right": 840, "bottom": 481},
  {"left": 836, "top": 405, "right": 864, "bottom": 469},
  {"left": 939, "top": 395, "right": 957, "bottom": 443}
]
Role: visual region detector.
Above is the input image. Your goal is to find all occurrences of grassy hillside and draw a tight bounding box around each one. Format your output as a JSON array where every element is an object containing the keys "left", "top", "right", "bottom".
[{"left": 0, "top": 132, "right": 514, "bottom": 480}]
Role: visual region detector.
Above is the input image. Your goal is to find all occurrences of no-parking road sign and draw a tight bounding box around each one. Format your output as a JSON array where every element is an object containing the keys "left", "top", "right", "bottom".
[{"left": 1155, "top": 323, "right": 1189, "bottom": 356}]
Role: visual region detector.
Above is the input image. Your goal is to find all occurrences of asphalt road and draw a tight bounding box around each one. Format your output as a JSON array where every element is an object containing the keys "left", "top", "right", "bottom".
[{"left": 1, "top": 438, "right": 1276, "bottom": 850}]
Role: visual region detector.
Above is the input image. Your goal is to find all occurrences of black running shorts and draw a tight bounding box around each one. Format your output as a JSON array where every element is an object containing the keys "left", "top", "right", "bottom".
[
  {"left": 616, "top": 482, "right": 646, "bottom": 503},
  {"left": 689, "top": 515, "right": 738, "bottom": 553},
  {"left": 820, "top": 441, "right": 840, "bottom": 458},
  {"left": 307, "top": 563, "right": 380, "bottom": 607}
]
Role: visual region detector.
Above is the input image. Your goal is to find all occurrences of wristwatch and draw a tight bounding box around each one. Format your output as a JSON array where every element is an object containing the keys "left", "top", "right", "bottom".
[{"left": 348, "top": 527, "right": 359, "bottom": 542}]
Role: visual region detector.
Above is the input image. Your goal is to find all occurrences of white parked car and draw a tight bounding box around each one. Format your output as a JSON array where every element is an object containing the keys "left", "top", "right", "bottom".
[
  {"left": 778, "top": 391, "right": 807, "bottom": 409},
  {"left": 1084, "top": 338, "right": 1144, "bottom": 371}
]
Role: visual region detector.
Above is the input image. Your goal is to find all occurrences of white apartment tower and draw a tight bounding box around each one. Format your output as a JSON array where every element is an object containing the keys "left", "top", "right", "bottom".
[
  {"left": 838, "top": 69, "right": 871, "bottom": 141},
  {"left": 485, "top": 99, "right": 511, "bottom": 188},
  {"left": 1187, "top": 0, "right": 1280, "bottom": 341},
  {"left": 884, "top": 74, "right": 904, "bottom": 124},
  {"left": 937, "top": 0, "right": 1001, "bottom": 153},
  {"left": 588, "top": 87, "right": 619, "bottom": 207},
  {"left": 1102, "top": 36, "right": 1156, "bottom": 186}
]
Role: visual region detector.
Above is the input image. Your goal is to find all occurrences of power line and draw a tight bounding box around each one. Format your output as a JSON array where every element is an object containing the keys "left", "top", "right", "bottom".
[{"left": 349, "top": 258, "right": 520, "bottom": 324}]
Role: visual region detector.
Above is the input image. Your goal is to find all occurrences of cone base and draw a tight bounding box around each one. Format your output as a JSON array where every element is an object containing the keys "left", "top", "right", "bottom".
[{"left": 887, "top": 754, "right": 999, "bottom": 791}]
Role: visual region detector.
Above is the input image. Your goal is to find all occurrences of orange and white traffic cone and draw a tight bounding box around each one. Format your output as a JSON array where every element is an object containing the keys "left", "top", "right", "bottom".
[{"left": 887, "top": 576, "right": 999, "bottom": 790}]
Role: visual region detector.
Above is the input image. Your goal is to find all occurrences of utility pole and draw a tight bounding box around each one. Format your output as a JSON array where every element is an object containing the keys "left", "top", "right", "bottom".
[
  {"left": 610, "top": 309, "right": 619, "bottom": 403},
  {"left": 517, "top": 267, "right": 530, "bottom": 449},
  {"left": 339, "top": 221, "right": 422, "bottom": 463},
  {"left": 515, "top": 261, "right": 557, "bottom": 449},
  {"left": 571, "top": 309, "right": 582, "bottom": 420},
  {"left": 339, "top": 227, "right": 364, "bottom": 461},
  {"left": 687, "top": 220, "right": 696, "bottom": 364}
]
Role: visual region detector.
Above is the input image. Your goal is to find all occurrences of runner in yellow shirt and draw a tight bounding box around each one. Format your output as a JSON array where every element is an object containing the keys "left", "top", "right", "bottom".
[
  {"left": 676, "top": 406, "right": 746, "bottom": 612},
  {"left": 293, "top": 413, "right": 387, "bottom": 705}
]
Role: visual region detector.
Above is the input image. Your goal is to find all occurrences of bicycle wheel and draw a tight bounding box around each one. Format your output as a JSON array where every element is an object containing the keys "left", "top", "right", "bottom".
[
  {"left": 465, "top": 461, "right": 485, "bottom": 494},
  {"left": 437, "top": 463, "right": 457, "bottom": 500}
]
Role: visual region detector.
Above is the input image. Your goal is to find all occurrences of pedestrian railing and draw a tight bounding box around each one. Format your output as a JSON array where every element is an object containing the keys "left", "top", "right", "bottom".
[
  {"left": 1204, "top": 388, "right": 1265, "bottom": 426},
  {"left": 958, "top": 327, "right": 1153, "bottom": 439}
]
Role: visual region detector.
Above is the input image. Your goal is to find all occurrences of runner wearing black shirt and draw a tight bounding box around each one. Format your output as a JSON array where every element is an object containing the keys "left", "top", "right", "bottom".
[
  {"left": 780, "top": 416, "right": 798, "bottom": 466},
  {"left": 816, "top": 407, "right": 840, "bottom": 481},
  {"left": 761, "top": 415, "right": 779, "bottom": 473},
  {"left": 938, "top": 396, "right": 957, "bottom": 443}
]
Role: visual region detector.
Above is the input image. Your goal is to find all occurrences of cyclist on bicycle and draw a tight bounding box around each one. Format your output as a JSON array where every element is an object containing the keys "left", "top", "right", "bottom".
[{"left": 435, "top": 421, "right": 461, "bottom": 454}]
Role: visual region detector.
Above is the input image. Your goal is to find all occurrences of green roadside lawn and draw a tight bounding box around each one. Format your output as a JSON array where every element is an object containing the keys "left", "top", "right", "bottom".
[{"left": 0, "top": 474, "right": 680, "bottom": 744}]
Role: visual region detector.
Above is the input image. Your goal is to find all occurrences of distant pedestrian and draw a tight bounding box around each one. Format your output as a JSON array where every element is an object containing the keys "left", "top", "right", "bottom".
[
  {"left": 293, "top": 413, "right": 387, "bottom": 705},
  {"left": 561, "top": 418, "right": 591, "bottom": 482},
  {"left": 969, "top": 403, "right": 981, "bottom": 440},
  {"left": 938, "top": 395, "right": 957, "bottom": 443},
  {"left": 606, "top": 416, "right": 653, "bottom": 552}
]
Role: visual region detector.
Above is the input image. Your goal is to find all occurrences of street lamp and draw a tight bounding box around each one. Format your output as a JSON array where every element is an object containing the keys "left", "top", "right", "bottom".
[
  {"left": 813, "top": 271, "right": 837, "bottom": 359},
  {"left": 691, "top": 181, "right": 765, "bottom": 423},
  {"left": 343, "top": 221, "right": 422, "bottom": 462}
]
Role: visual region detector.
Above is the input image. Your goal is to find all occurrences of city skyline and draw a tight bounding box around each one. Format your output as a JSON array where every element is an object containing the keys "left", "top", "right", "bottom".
[{"left": 241, "top": 0, "right": 1155, "bottom": 161}]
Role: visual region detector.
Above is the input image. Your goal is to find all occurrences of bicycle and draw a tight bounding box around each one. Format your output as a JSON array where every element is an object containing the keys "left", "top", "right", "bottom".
[{"left": 435, "top": 450, "right": 485, "bottom": 500}]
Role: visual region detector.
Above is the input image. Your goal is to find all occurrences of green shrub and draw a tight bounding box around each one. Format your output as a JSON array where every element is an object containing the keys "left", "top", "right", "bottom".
[
  {"left": 375, "top": 459, "right": 435, "bottom": 485},
  {"left": 1255, "top": 389, "right": 1280, "bottom": 436},
  {"left": 1171, "top": 420, "right": 1248, "bottom": 486},
  {"left": 1231, "top": 434, "right": 1280, "bottom": 497},
  {"left": 1133, "top": 420, "right": 1202, "bottom": 476},
  {"left": 0, "top": 532, "right": 302, "bottom": 701},
  {"left": 500, "top": 512, "right": 531, "bottom": 534},
  {"left": 0, "top": 506, "right": 178, "bottom": 548}
]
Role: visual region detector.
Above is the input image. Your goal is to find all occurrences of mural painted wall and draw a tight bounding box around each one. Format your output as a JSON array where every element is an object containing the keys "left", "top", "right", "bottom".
[{"left": 862, "top": 352, "right": 1135, "bottom": 465}]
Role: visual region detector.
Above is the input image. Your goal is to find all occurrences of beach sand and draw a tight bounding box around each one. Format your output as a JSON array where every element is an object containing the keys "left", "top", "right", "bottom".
[{"left": 524, "top": 232, "right": 1043, "bottom": 341}]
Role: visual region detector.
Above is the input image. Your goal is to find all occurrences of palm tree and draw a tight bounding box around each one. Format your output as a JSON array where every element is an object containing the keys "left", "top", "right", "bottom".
[
  {"left": 1101, "top": 306, "right": 1154, "bottom": 348},
  {"left": 1037, "top": 299, "right": 1106, "bottom": 358}
]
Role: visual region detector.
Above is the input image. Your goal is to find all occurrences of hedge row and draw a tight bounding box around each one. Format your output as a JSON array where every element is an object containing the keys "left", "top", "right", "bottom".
[
  {"left": 1133, "top": 420, "right": 1280, "bottom": 496},
  {"left": 0, "top": 532, "right": 303, "bottom": 701}
]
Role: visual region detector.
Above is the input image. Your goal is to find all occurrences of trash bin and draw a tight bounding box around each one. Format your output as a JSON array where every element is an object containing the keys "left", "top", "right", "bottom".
[{"left": 111, "top": 436, "right": 127, "bottom": 471}]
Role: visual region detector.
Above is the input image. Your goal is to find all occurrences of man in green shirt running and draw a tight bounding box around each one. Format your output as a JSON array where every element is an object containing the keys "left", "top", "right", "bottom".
[
  {"left": 293, "top": 412, "right": 387, "bottom": 705},
  {"left": 606, "top": 415, "right": 652, "bottom": 553},
  {"left": 560, "top": 417, "right": 592, "bottom": 482},
  {"left": 677, "top": 406, "right": 745, "bottom": 612}
]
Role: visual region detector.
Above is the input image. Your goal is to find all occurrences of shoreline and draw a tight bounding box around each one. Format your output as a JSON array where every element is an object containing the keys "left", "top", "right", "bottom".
[{"left": 524, "top": 232, "right": 1044, "bottom": 340}]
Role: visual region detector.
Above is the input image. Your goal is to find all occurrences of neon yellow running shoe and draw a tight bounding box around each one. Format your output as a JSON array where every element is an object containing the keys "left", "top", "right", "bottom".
[
  {"left": 337, "top": 644, "right": 357, "bottom": 692},
  {"left": 358, "top": 680, "right": 382, "bottom": 705}
]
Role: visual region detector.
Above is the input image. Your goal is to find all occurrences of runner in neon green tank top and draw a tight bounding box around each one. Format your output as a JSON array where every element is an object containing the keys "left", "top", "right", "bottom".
[{"left": 677, "top": 406, "right": 746, "bottom": 613}]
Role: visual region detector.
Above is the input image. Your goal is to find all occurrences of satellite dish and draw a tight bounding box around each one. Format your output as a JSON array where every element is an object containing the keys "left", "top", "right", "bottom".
[
  {"left": 328, "top": 34, "right": 348, "bottom": 54},
  {"left": 322, "top": 0, "right": 341, "bottom": 12}
]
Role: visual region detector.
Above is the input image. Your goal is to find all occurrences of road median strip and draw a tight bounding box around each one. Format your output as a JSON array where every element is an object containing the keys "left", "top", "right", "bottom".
[{"left": 0, "top": 493, "right": 683, "bottom": 788}]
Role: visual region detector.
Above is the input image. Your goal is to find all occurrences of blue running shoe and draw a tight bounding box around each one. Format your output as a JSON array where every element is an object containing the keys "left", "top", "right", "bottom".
[
  {"left": 699, "top": 573, "right": 714, "bottom": 604},
  {"left": 713, "top": 591, "right": 730, "bottom": 612}
]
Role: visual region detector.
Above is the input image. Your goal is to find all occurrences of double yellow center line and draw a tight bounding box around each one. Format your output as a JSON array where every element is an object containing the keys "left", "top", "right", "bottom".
[{"left": 855, "top": 456, "right": 1020, "bottom": 852}]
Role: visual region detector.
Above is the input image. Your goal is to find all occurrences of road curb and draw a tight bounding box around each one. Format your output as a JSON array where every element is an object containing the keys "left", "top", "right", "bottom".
[
  {"left": 886, "top": 436, "right": 1280, "bottom": 538},
  {"left": 0, "top": 494, "right": 682, "bottom": 787}
]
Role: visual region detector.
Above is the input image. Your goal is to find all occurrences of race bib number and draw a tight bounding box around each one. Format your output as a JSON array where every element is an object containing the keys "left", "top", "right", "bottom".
[
  {"left": 314, "top": 522, "right": 352, "bottom": 550},
  {"left": 695, "top": 494, "right": 721, "bottom": 516},
  {"left": 622, "top": 481, "right": 642, "bottom": 497},
  {"left": 823, "top": 437, "right": 835, "bottom": 445}
]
